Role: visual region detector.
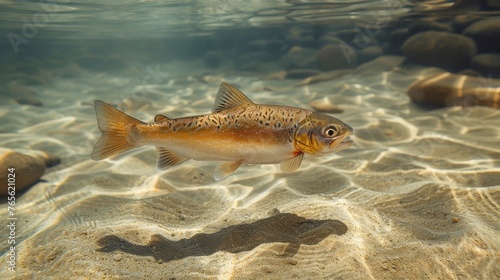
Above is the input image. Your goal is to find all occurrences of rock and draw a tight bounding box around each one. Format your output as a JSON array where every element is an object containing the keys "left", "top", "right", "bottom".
[
  {"left": 356, "top": 56, "right": 405, "bottom": 74},
  {"left": 280, "top": 46, "right": 317, "bottom": 70},
  {"left": 358, "top": 46, "right": 383, "bottom": 64},
  {"left": 0, "top": 149, "right": 46, "bottom": 195},
  {"left": 317, "top": 35, "right": 345, "bottom": 48},
  {"left": 483, "top": 0, "right": 500, "bottom": 10},
  {"left": 403, "top": 31, "right": 477, "bottom": 71},
  {"left": 248, "top": 40, "right": 268, "bottom": 52},
  {"left": 385, "top": 28, "right": 409, "bottom": 54},
  {"left": 451, "top": 0, "right": 500, "bottom": 10},
  {"left": 458, "top": 69, "right": 482, "bottom": 76},
  {"left": 309, "top": 97, "right": 344, "bottom": 113},
  {"left": 32, "top": 151, "right": 61, "bottom": 168},
  {"left": 296, "top": 69, "right": 353, "bottom": 86},
  {"left": 408, "top": 21, "right": 452, "bottom": 35},
  {"left": 463, "top": 18, "right": 500, "bottom": 53},
  {"left": 336, "top": 29, "right": 358, "bottom": 42},
  {"left": 205, "top": 51, "right": 224, "bottom": 69},
  {"left": 470, "top": 53, "right": 500, "bottom": 78},
  {"left": 6, "top": 84, "right": 37, "bottom": 99},
  {"left": 15, "top": 97, "right": 43, "bottom": 106},
  {"left": 316, "top": 44, "right": 357, "bottom": 71},
  {"left": 200, "top": 75, "right": 224, "bottom": 84},
  {"left": 263, "top": 71, "right": 287, "bottom": 80},
  {"left": 452, "top": 15, "right": 481, "bottom": 33},
  {"left": 286, "top": 28, "right": 315, "bottom": 48},
  {"left": 407, "top": 72, "right": 500, "bottom": 108},
  {"left": 285, "top": 69, "right": 322, "bottom": 79},
  {"left": 449, "top": 0, "right": 482, "bottom": 11}
]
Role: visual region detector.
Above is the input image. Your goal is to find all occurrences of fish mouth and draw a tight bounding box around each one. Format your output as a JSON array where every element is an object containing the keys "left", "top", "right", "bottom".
[{"left": 328, "top": 134, "right": 353, "bottom": 153}]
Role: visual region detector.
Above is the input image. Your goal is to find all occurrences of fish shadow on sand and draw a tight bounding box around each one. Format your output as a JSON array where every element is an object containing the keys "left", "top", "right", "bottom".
[{"left": 96, "top": 213, "right": 348, "bottom": 262}]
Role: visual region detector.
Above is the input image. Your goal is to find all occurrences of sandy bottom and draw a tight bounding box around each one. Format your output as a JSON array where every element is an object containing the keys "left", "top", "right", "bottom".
[{"left": 1, "top": 59, "right": 499, "bottom": 279}]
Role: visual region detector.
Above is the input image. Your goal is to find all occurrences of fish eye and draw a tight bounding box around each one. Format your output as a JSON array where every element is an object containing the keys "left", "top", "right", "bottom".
[{"left": 324, "top": 126, "right": 338, "bottom": 137}]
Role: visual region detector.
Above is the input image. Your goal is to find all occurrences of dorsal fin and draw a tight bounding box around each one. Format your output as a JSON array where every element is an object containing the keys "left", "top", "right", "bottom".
[
  {"left": 154, "top": 114, "right": 170, "bottom": 122},
  {"left": 212, "top": 82, "right": 254, "bottom": 113}
]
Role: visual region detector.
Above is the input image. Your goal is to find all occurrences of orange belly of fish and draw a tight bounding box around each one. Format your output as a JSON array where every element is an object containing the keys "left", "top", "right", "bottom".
[{"left": 143, "top": 127, "right": 296, "bottom": 164}]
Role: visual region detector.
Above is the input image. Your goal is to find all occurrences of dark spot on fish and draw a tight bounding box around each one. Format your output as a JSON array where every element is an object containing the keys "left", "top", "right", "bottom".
[{"left": 187, "top": 122, "right": 192, "bottom": 128}]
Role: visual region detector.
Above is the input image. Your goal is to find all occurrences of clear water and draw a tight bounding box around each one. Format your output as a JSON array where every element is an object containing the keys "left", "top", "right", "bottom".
[{"left": 1, "top": 1, "right": 499, "bottom": 279}]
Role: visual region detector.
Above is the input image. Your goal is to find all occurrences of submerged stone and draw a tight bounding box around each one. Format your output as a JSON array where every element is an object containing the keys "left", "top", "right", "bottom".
[
  {"left": 463, "top": 17, "right": 500, "bottom": 53},
  {"left": 403, "top": 31, "right": 477, "bottom": 71},
  {"left": 0, "top": 149, "right": 46, "bottom": 195},
  {"left": 407, "top": 72, "right": 500, "bottom": 108},
  {"left": 317, "top": 44, "right": 357, "bottom": 71},
  {"left": 470, "top": 53, "right": 500, "bottom": 78}
]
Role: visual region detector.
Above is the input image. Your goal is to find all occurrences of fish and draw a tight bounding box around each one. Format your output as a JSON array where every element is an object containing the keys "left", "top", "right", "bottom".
[{"left": 91, "top": 82, "right": 354, "bottom": 180}]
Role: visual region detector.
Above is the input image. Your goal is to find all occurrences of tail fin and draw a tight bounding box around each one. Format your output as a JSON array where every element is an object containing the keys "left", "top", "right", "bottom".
[{"left": 91, "top": 100, "right": 145, "bottom": 160}]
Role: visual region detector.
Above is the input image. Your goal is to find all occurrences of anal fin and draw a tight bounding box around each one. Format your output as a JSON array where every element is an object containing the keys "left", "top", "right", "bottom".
[
  {"left": 280, "top": 153, "right": 304, "bottom": 173},
  {"left": 156, "top": 147, "right": 189, "bottom": 170},
  {"left": 214, "top": 160, "right": 243, "bottom": 181}
]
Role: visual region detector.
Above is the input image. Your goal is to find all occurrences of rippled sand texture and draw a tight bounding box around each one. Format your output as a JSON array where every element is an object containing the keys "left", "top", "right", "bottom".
[{"left": 1, "top": 63, "right": 499, "bottom": 279}]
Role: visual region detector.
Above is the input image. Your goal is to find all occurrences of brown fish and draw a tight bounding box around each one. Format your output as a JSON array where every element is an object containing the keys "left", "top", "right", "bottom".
[{"left": 91, "top": 83, "right": 353, "bottom": 180}]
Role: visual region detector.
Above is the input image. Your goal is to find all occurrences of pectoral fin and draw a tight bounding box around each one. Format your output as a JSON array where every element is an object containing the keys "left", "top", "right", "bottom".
[
  {"left": 280, "top": 153, "right": 304, "bottom": 173},
  {"left": 214, "top": 160, "right": 243, "bottom": 181},
  {"left": 156, "top": 147, "right": 189, "bottom": 170}
]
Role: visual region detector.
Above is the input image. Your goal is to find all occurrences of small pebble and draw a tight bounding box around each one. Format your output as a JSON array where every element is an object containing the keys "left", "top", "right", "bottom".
[
  {"left": 113, "top": 253, "right": 122, "bottom": 262},
  {"left": 16, "top": 97, "right": 43, "bottom": 106}
]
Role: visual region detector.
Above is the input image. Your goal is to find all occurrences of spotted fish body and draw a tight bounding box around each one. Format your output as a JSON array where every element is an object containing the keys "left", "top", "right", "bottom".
[{"left": 91, "top": 83, "right": 353, "bottom": 180}]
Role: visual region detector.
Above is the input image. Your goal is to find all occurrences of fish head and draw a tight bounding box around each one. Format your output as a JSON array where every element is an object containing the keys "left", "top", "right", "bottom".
[{"left": 294, "top": 112, "right": 354, "bottom": 155}]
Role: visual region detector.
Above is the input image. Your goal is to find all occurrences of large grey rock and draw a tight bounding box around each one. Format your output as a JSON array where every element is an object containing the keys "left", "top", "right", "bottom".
[
  {"left": 408, "top": 21, "right": 452, "bottom": 35},
  {"left": 403, "top": 31, "right": 477, "bottom": 71},
  {"left": 280, "top": 46, "right": 317, "bottom": 70},
  {"left": 386, "top": 28, "right": 409, "bottom": 54},
  {"left": 356, "top": 56, "right": 405, "bottom": 74},
  {"left": 470, "top": 53, "right": 500, "bottom": 78},
  {"left": 316, "top": 44, "right": 358, "bottom": 71},
  {"left": 453, "top": 15, "right": 481, "bottom": 33},
  {"left": 358, "top": 46, "right": 384, "bottom": 64},
  {"left": 463, "top": 17, "right": 500, "bottom": 52}
]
